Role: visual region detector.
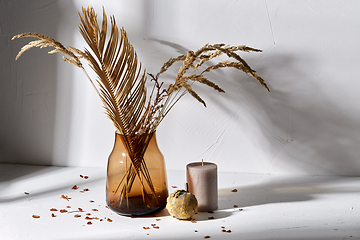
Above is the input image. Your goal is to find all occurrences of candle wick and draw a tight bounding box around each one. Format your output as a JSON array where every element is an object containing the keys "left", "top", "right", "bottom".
[
  {"left": 185, "top": 182, "right": 189, "bottom": 192},
  {"left": 202, "top": 159, "right": 204, "bottom": 166}
]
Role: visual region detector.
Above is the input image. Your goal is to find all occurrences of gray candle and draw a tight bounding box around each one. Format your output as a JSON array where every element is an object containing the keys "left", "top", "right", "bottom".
[{"left": 186, "top": 161, "right": 218, "bottom": 212}]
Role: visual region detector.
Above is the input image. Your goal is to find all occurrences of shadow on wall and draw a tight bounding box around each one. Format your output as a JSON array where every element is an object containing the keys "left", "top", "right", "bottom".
[
  {"left": 228, "top": 51, "right": 360, "bottom": 176},
  {"left": 0, "top": 0, "right": 73, "bottom": 166}
]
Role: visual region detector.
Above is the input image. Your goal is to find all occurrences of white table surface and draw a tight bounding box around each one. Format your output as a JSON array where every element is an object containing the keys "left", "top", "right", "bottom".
[{"left": 0, "top": 163, "right": 359, "bottom": 240}]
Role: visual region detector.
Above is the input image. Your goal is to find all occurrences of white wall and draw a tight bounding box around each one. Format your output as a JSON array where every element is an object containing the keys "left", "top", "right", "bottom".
[{"left": 2, "top": 0, "right": 360, "bottom": 175}]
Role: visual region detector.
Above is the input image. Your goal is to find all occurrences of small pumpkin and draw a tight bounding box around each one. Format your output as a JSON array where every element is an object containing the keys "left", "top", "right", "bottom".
[{"left": 166, "top": 190, "right": 198, "bottom": 220}]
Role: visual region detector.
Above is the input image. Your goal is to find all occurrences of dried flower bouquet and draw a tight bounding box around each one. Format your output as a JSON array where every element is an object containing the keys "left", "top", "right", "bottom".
[{"left": 13, "top": 7, "right": 269, "bottom": 212}]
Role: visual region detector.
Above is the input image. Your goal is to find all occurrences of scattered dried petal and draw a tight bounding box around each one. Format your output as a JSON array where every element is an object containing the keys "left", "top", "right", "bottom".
[
  {"left": 24, "top": 192, "right": 29, "bottom": 195},
  {"left": 195, "top": 230, "right": 198, "bottom": 232},
  {"left": 92, "top": 209, "right": 98, "bottom": 211},
  {"left": 60, "top": 209, "right": 68, "bottom": 213},
  {"left": 204, "top": 236, "right": 211, "bottom": 239},
  {"left": 105, "top": 206, "right": 109, "bottom": 209},
  {"left": 143, "top": 227, "right": 150, "bottom": 230},
  {"left": 221, "top": 226, "right": 225, "bottom": 229},
  {"left": 153, "top": 226, "right": 159, "bottom": 229},
  {"left": 78, "top": 208, "right": 83, "bottom": 212},
  {"left": 171, "top": 186, "right": 177, "bottom": 188},
  {"left": 85, "top": 216, "right": 93, "bottom": 220},
  {"left": 84, "top": 176, "right": 89, "bottom": 179},
  {"left": 208, "top": 216, "right": 214, "bottom": 219},
  {"left": 155, "top": 218, "right": 161, "bottom": 221},
  {"left": 239, "top": 208, "right": 243, "bottom": 211},
  {"left": 222, "top": 229, "right": 227, "bottom": 232},
  {"left": 107, "top": 218, "right": 113, "bottom": 222},
  {"left": 86, "top": 213, "right": 91, "bottom": 216},
  {"left": 226, "top": 230, "right": 232, "bottom": 233},
  {"left": 231, "top": 189, "right": 237, "bottom": 192},
  {"left": 89, "top": 200, "right": 94, "bottom": 203},
  {"left": 80, "top": 175, "right": 83, "bottom": 178},
  {"left": 50, "top": 208, "right": 58, "bottom": 211},
  {"left": 83, "top": 189, "right": 89, "bottom": 192},
  {"left": 72, "top": 185, "right": 79, "bottom": 190},
  {"left": 32, "top": 215, "right": 40, "bottom": 218},
  {"left": 87, "top": 221, "right": 92, "bottom": 225},
  {"left": 74, "top": 214, "right": 81, "bottom": 218},
  {"left": 61, "top": 195, "right": 71, "bottom": 201},
  {"left": 190, "top": 218, "right": 196, "bottom": 223},
  {"left": 233, "top": 205, "right": 238, "bottom": 208},
  {"left": 66, "top": 206, "right": 71, "bottom": 208},
  {"left": 51, "top": 213, "right": 56, "bottom": 217}
]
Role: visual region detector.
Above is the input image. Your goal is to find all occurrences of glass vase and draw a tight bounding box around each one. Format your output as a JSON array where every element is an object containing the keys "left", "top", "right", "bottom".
[{"left": 106, "top": 131, "right": 168, "bottom": 216}]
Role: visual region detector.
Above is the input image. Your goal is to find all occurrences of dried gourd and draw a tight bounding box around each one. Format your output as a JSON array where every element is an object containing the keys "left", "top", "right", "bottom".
[{"left": 166, "top": 190, "right": 198, "bottom": 220}]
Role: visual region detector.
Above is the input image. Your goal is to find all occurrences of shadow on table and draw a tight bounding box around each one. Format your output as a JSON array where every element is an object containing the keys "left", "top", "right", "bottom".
[
  {"left": 0, "top": 163, "right": 104, "bottom": 203},
  {"left": 218, "top": 175, "right": 360, "bottom": 210}
]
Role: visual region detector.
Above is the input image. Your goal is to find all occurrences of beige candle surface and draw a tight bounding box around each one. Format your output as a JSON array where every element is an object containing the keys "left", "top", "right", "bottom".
[{"left": 186, "top": 162, "right": 218, "bottom": 212}]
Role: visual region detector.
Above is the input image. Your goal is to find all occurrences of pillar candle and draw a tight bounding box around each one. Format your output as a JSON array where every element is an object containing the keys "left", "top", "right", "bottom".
[{"left": 186, "top": 161, "right": 218, "bottom": 212}]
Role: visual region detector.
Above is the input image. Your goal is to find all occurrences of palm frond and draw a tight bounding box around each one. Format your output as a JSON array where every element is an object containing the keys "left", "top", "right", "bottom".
[{"left": 78, "top": 7, "right": 147, "bottom": 137}]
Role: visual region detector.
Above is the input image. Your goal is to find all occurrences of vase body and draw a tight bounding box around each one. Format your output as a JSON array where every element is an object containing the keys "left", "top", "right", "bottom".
[{"left": 106, "top": 131, "right": 168, "bottom": 216}]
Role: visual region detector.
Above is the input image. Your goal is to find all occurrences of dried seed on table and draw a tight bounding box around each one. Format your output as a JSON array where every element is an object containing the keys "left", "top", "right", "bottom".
[
  {"left": 107, "top": 218, "right": 113, "bottom": 222},
  {"left": 231, "top": 189, "right": 237, "bottom": 192},
  {"left": 143, "top": 227, "right": 150, "bottom": 230},
  {"left": 92, "top": 209, "right": 98, "bottom": 211},
  {"left": 24, "top": 192, "right": 29, "bottom": 195},
  {"left": 74, "top": 214, "right": 81, "bottom": 218},
  {"left": 233, "top": 205, "right": 238, "bottom": 208},
  {"left": 87, "top": 221, "right": 92, "bottom": 225},
  {"left": 72, "top": 185, "right": 79, "bottom": 190},
  {"left": 51, "top": 213, "right": 56, "bottom": 217},
  {"left": 85, "top": 216, "right": 93, "bottom": 220},
  {"left": 50, "top": 208, "right": 58, "bottom": 211},
  {"left": 84, "top": 176, "right": 89, "bottom": 179},
  {"left": 60, "top": 209, "right": 68, "bottom": 213},
  {"left": 78, "top": 208, "right": 83, "bottom": 212},
  {"left": 204, "top": 236, "right": 210, "bottom": 239},
  {"left": 32, "top": 215, "right": 40, "bottom": 218}
]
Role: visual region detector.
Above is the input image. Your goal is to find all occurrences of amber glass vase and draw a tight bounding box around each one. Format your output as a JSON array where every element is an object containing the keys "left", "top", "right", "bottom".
[{"left": 106, "top": 131, "right": 168, "bottom": 216}]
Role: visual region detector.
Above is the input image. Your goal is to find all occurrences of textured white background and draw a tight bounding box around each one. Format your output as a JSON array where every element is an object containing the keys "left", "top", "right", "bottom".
[{"left": 1, "top": 0, "right": 360, "bottom": 175}]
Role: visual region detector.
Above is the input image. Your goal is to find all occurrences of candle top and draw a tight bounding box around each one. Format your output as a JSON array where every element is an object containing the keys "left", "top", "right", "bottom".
[{"left": 187, "top": 162, "right": 217, "bottom": 171}]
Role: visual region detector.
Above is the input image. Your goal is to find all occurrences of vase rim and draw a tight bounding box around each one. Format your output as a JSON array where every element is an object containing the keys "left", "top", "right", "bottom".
[{"left": 115, "top": 130, "right": 156, "bottom": 136}]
